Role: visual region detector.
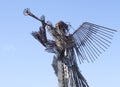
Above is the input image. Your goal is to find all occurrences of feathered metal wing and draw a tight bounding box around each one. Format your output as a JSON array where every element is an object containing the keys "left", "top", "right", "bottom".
[{"left": 72, "top": 22, "right": 117, "bottom": 63}]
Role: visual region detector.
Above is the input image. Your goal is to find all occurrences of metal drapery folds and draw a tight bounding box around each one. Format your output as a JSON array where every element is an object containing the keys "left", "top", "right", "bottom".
[{"left": 24, "top": 8, "right": 117, "bottom": 87}]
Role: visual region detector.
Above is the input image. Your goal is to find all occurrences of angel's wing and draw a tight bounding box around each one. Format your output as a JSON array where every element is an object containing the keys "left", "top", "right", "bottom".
[{"left": 72, "top": 22, "right": 117, "bottom": 63}]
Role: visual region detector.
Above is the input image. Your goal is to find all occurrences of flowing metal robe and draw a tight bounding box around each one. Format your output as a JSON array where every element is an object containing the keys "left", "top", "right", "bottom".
[{"left": 32, "top": 21, "right": 89, "bottom": 87}]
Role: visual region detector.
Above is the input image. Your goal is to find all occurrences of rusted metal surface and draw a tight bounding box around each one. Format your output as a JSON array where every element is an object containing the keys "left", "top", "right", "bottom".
[{"left": 24, "top": 8, "right": 117, "bottom": 87}]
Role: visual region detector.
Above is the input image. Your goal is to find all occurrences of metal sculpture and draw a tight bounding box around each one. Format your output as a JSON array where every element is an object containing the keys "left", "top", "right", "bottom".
[{"left": 24, "top": 8, "right": 117, "bottom": 87}]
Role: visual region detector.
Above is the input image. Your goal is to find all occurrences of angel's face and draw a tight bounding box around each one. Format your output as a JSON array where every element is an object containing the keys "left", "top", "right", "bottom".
[
  {"left": 56, "top": 26, "right": 66, "bottom": 36},
  {"left": 55, "top": 21, "right": 67, "bottom": 36}
]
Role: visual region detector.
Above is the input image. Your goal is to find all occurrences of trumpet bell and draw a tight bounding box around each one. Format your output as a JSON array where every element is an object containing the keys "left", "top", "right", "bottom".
[{"left": 24, "top": 8, "right": 31, "bottom": 16}]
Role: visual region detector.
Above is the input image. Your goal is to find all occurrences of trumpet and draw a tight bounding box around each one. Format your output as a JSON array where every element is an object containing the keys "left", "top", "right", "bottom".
[
  {"left": 24, "top": 8, "right": 43, "bottom": 22},
  {"left": 24, "top": 8, "right": 54, "bottom": 28}
]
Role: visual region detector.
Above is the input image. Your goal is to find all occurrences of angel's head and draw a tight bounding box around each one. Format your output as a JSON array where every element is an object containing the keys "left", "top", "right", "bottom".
[{"left": 55, "top": 21, "right": 69, "bottom": 35}]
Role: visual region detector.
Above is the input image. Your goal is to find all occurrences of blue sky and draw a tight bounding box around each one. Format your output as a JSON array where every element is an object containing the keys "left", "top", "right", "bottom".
[{"left": 0, "top": 0, "right": 120, "bottom": 87}]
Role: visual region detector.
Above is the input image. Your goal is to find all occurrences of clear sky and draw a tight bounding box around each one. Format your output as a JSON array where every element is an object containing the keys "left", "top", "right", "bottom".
[{"left": 0, "top": 0, "right": 120, "bottom": 87}]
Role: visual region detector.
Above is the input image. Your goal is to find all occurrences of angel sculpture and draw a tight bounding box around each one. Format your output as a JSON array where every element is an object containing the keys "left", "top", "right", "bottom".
[{"left": 24, "top": 8, "right": 117, "bottom": 87}]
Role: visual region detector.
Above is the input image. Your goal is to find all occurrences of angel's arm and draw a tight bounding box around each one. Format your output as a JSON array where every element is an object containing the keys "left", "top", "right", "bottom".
[{"left": 31, "top": 25, "right": 48, "bottom": 47}]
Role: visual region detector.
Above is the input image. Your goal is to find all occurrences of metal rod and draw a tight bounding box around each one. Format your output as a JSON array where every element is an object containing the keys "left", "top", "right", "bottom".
[
  {"left": 79, "top": 29, "right": 96, "bottom": 62},
  {"left": 91, "top": 28, "right": 112, "bottom": 43},
  {"left": 85, "top": 22, "right": 117, "bottom": 32},
  {"left": 75, "top": 32, "right": 90, "bottom": 62},
  {"left": 79, "top": 26, "right": 102, "bottom": 55},
  {"left": 92, "top": 27, "right": 114, "bottom": 39},
  {"left": 76, "top": 28, "right": 94, "bottom": 62}
]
